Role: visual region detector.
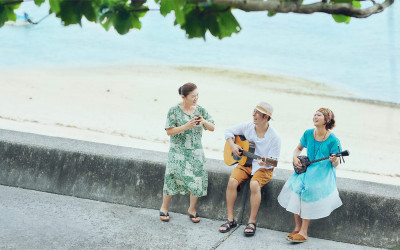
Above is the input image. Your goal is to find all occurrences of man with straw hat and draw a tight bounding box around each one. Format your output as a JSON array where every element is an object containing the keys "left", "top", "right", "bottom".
[{"left": 219, "top": 102, "right": 281, "bottom": 236}]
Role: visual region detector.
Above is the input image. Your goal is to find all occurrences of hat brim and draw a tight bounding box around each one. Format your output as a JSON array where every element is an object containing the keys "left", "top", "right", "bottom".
[{"left": 255, "top": 106, "right": 272, "bottom": 117}]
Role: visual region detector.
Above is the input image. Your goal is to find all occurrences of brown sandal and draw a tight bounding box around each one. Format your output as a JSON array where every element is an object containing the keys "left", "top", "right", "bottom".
[
  {"left": 288, "top": 233, "right": 307, "bottom": 243},
  {"left": 286, "top": 230, "right": 299, "bottom": 240}
]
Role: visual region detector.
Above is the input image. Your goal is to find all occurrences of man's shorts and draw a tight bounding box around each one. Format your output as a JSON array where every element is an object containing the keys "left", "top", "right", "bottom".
[{"left": 230, "top": 164, "right": 273, "bottom": 188}]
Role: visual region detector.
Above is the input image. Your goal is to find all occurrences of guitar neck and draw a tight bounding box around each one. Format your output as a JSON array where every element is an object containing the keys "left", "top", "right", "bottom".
[
  {"left": 242, "top": 150, "right": 261, "bottom": 160},
  {"left": 242, "top": 151, "right": 277, "bottom": 166}
]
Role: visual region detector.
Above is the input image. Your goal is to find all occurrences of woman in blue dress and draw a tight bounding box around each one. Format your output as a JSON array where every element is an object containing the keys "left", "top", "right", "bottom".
[{"left": 278, "top": 108, "right": 342, "bottom": 243}]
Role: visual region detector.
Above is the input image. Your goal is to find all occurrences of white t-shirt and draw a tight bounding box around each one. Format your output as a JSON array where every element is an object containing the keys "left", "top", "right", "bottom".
[{"left": 225, "top": 122, "right": 281, "bottom": 175}]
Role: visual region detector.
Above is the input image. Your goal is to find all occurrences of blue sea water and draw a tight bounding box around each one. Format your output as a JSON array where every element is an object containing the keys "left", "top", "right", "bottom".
[{"left": 0, "top": 1, "right": 399, "bottom": 103}]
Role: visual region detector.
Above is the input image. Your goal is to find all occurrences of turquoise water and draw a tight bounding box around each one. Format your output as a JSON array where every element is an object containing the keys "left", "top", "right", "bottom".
[{"left": 1, "top": 1, "right": 399, "bottom": 103}]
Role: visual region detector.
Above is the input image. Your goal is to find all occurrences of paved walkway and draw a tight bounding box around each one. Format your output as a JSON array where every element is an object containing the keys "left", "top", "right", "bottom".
[{"left": 0, "top": 185, "right": 380, "bottom": 249}]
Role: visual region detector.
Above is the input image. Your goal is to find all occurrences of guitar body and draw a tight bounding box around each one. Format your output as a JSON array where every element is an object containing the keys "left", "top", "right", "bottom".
[
  {"left": 297, "top": 156, "right": 311, "bottom": 168},
  {"left": 224, "top": 135, "right": 255, "bottom": 166},
  {"left": 293, "top": 156, "right": 310, "bottom": 174}
]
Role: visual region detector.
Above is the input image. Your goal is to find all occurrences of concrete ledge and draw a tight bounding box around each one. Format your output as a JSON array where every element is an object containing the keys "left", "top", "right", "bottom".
[{"left": 0, "top": 129, "right": 399, "bottom": 248}]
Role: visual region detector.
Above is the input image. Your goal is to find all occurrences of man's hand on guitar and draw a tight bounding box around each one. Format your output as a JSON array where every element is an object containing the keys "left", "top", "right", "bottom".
[
  {"left": 257, "top": 156, "right": 269, "bottom": 167},
  {"left": 258, "top": 156, "right": 278, "bottom": 168},
  {"left": 230, "top": 143, "right": 243, "bottom": 157}
]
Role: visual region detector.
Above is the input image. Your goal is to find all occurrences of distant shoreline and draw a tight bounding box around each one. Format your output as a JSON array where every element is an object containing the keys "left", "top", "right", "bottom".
[{"left": 3, "top": 64, "right": 400, "bottom": 107}]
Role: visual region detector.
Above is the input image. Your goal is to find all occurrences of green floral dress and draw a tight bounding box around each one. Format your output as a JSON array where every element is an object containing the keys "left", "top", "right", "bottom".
[{"left": 163, "top": 104, "right": 214, "bottom": 197}]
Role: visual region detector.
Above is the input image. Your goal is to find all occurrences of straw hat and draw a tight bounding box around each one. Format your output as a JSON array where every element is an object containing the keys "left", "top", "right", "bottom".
[{"left": 255, "top": 102, "right": 273, "bottom": 117}]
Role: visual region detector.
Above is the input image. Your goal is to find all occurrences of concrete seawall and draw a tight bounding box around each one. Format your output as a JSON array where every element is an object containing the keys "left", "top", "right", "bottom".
[{"left": 0, "top": 129, "right": 399, "bottom": 248}]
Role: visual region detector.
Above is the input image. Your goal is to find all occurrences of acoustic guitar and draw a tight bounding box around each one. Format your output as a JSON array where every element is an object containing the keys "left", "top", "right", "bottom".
[
  {"left": 224, "top": 135, "right": 278, "bottom": 167},
  {"left": 294, "top": 149, "right": 350, "bottom": 174}
]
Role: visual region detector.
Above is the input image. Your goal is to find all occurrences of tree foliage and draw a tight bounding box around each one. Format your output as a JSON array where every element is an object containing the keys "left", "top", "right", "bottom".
[{"left": 0, "top": 0, "right": 395, "bottom": 39}]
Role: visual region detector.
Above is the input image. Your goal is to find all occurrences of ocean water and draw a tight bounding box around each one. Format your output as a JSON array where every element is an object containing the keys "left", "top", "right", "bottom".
[{"left": 1, "top": 1, "right": 399, "bottom": 104}]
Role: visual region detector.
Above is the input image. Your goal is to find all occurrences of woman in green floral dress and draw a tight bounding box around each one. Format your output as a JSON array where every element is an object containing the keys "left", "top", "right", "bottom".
[{"left": 160, "top": 83, "right": 215, "bottom": 223}]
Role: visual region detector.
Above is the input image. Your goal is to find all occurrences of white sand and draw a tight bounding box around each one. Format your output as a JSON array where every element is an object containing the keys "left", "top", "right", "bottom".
[{"left": 1, "top": 65, "right": 399, "bottom": 186}]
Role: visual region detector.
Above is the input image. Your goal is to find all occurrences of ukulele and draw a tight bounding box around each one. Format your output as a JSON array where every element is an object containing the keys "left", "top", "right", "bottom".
[
  {"left": 224, "top": 135, "right": 278, "bottom": 167},
  {"left": 294, "top": 149, "right": 350, "bottom": 174}
]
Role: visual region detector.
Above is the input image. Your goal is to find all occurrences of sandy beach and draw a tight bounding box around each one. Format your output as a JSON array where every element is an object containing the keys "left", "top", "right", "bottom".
[{"left": 1, "top": 65, "right": 399, "bottom": 186}]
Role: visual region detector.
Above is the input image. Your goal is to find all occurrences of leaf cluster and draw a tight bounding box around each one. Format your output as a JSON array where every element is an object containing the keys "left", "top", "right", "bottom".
[
  {"left": 0, "top": 0, "right": 21, "bottom": 28},
  {"left": 0, "top": 0, "right": 148, "bottom": 34},
  {"left": 0, "top": 0, "right": 241, "bottom": 38},
  {"left": 0, "top": 0, "right": 371, "bottom": 38},
  {"left": 157, "top": 0, "right": 241, "bottom": 39},
  {"left": 48, "top": 0, "right": 150, "bottom": 34}
]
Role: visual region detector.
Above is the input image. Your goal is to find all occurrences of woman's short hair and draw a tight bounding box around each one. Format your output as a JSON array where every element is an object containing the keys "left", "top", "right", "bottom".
[
  {"left": 326, "top": 117, "right": 335, "bottom": 130},
  {"left": 318, "top": 108, "right": 336, "bottom": 130},
  {"left": 178, "top": 83, "right": 197, "bottom": 97}
]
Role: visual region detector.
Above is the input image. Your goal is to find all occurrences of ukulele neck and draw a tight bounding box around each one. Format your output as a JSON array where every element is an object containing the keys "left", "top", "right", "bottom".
[
  {"left": 309, "top": 152, "right": 344, "bottom": 164},
  {"left": 309, "top": 156, "right": 330, "bottom": 164}
]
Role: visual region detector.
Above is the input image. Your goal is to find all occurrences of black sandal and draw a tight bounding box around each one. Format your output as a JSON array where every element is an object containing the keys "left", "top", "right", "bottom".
[
  {"left": 188, "top": 212, "right": 200, "bottom": 223},
  {"left": 219, "top": 219, "right": 237, "bottom": 233},
  {"left": 159, "top": 211, "right": 170, "bottom": 222},
  {"left": 244, "top": 222, "right": 256, "bottom": 236}
]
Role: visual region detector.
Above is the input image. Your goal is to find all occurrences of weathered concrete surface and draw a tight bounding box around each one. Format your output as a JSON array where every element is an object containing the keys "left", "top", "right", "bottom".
[
  {"left": 241, "top": 177, "right": 400, "bottom": 248},
  {"left": 0, "top": 129, "right": 399, "bottom": 248},
  {"left": 0, "top": 185, "right": 383, "bottom": 249}
]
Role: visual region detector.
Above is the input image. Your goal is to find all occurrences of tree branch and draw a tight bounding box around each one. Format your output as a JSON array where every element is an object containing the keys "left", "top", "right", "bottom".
[
  {"left": 190, "top": 0, "right": 395, "bottom": 18},
  {"left": 202, "top": 6, "right": 231, "bottom": 16},
  {"left": 0, "top": 0, "right": 23, "bottom": 5}
]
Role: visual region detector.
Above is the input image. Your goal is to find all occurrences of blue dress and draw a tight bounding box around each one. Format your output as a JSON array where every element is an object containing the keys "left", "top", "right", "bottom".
[{"left": 278, "top": 129, "right": 343, "bottom": 219}]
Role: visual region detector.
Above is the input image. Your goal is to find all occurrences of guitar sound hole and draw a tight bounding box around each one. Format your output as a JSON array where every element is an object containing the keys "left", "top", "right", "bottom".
[{"left": 233, "top": 155, "right": 241, "bottom": 161}]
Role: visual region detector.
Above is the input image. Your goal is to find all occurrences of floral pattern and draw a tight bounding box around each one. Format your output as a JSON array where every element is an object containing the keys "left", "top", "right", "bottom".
[{"left": 163, "top": 104, "right": 214, "bottom": 197}]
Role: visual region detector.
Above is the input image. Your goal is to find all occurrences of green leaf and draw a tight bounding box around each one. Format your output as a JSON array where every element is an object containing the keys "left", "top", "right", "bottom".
[
  {"left": 5, "top": 6, "right": 16, "bottom": 21},
  {"left": 179, "top": 4, "right": 241, "bottom": 39},
  {"left": 49, "top": 0, "right": 60, "bottom": 13},
  {"left": 182, "top": 8, "right": 206, "bottom": 39},
  {"left": 81, "top": 1, "right": 97, "bottom": 22},
  {"left": 160, "top": 0, "right": 185, "bottom": 25},
  {"left": 99, "top": 3, "right": 146, "bottom": 34},
  {"left": 204, "top": 15, "right": 219, "bottom": 37},
  {"left": 332, "top": 14, "right": 351, "bottom": 24},
  {"left": 113, "top": 8, "right": 142, "bottom": 35},
  {"left": 0, "top": 5, "right": 7, "bottom": 28},
  {"left": 113, "top": 9, "right": 131, "bottom": 34},
  {"left": 131, "top": 15, "right": 141, "bottom": 29},
  {"left": 331, "top": 0, "right": 358, "bottom": 23},
  {"left": 34, "top": 0, "right": 45, "bottom": 7},
  {"left": 215, "top": 11, "right": 241, "bottom": 38},
  {"left": 0, "top": 3, "right": 20, "bottom": 27},
  {"left": 58, "top": 1, "right": 83, "bottom": 26},
  {"left": 159, "top": 0, "right": 181, "bottom": 15},
  {"left": 352, "top": 0, "right": 361, "bottom": 8},
  {"left": 100, "top": 12, "right": 114, "bottom": 30},
  {"left": 268, "top": 11, "right": 276, "bottom": 17}
]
